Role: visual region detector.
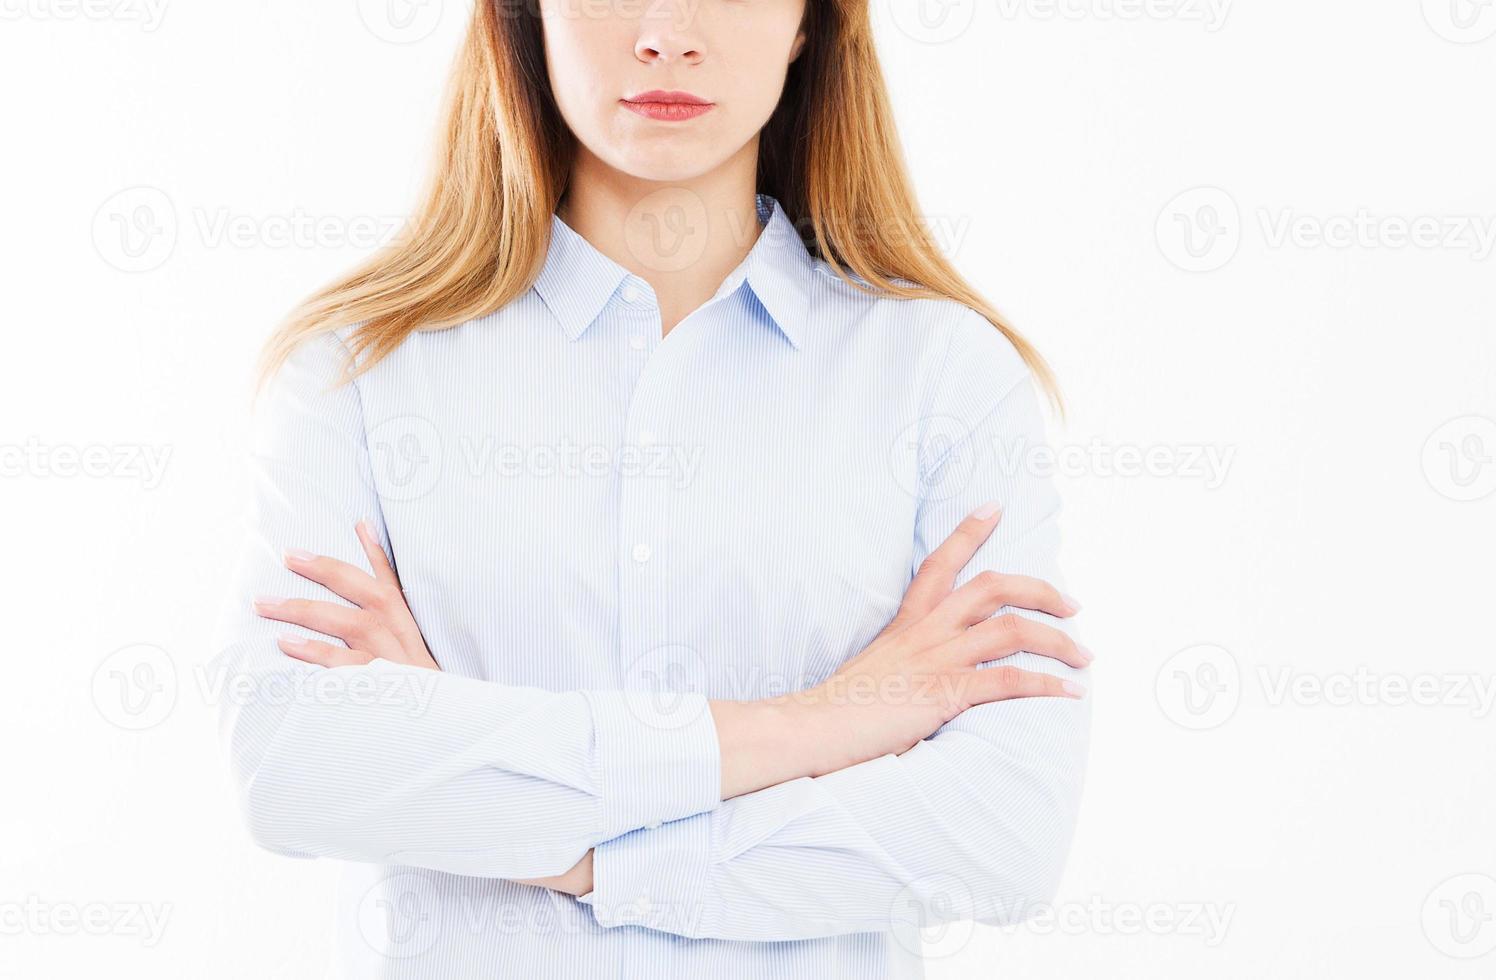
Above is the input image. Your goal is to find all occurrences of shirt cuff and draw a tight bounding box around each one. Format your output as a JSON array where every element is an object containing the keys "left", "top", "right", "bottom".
[
  {"left": 583, "top": 689, "right": 722, "bottom": 840},
  {"left": 584, "top": 812, "right": 712, "bottom": 935}
]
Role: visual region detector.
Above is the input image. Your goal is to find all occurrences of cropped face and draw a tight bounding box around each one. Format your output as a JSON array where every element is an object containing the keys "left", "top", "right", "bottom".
[{"left": 539, "top": 0, "right": 808, "bottom": 182}]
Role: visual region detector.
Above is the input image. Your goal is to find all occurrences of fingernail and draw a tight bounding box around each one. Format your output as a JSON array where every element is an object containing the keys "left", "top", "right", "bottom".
[
  {"left": 278, "top": 633, "right": 306, "bottom": 649},
  {"left": 253, "top": 595, "right": 286, "bottom": 610},
  {"left": 1062, "top": 680, "right": 1087, "bottom": 698},
  {"left": 358, "top": 518, "right": 377, "bottom": 537},
  {"left": 1062, "top": 593, "right": 1082, "bottom": 613},
  {"left": 283, "top": 547, "right": 315, "bottom": 562},
  {"left": 1078, "top": 644, "right": 1095, "bottom": 664},
  {"left": 971, "top": 500, "right": 1001, "bottom": 521}
]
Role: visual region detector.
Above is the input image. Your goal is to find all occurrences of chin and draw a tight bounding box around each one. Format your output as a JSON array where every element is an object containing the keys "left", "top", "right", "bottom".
[{"left": 610, "top": 150, "right": 724, "bottom": 185}]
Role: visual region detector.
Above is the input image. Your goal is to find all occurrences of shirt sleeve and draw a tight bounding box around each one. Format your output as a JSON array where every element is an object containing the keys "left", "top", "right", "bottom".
[
  {"left": 210, "top": 331, "right": 722, "bottom": 879},
  {"left": 578, "top": 309, "right": 1092, "bottom": 940}
]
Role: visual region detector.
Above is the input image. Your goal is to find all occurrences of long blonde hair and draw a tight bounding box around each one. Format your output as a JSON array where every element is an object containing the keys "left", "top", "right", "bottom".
[{"left": 258, "top": 0, "right": 1060, "bottom": 411}]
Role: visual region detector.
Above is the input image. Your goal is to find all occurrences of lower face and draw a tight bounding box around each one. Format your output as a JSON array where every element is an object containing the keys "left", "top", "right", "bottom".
[{"left": 539, "top": 0, "right": 807, "bottom": 183}]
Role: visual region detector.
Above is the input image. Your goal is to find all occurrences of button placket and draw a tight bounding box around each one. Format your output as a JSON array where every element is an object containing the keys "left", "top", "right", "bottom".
[
  {"left": 616, "top": 319, "right": 676, "bottom": 709},
  {"left": 606, "top": 278, "right": 700, "bottom": 977},
  {"left": 617, "top": 286, "right": 660, "bottom": 356}
]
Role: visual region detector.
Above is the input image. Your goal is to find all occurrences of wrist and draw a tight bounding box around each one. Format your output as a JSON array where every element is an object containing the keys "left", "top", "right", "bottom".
[
  {"left": 568, "top": 849, "right": 594, "bottom": 896},
  {"left": 777, "top": 683, "right": 859, "bottom": 777},
  {"left": 709, "top": 695, "right": 827, "bottom": 798}
]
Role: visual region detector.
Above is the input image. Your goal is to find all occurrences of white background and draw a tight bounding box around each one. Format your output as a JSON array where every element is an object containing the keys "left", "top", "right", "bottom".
[{"left": 2, "top": 0, "right": 1493, "bottom": 977}]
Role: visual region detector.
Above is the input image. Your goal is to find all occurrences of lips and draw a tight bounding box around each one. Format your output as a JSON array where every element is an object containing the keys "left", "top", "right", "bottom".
[
  {"left": 620, "top": 91, "right": 716, "bottom": 122},
  {"left": 624, "top": 89, "right": 712, "bottom": 105}
]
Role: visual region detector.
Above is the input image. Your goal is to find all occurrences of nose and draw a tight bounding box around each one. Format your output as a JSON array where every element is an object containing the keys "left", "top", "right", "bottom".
[{"left": 634, "top": 3, "right": 705, "bottom": 65}]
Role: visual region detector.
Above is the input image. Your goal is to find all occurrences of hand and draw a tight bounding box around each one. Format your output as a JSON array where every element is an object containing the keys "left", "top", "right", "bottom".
[
  {"left": 513, "top": 849, "right": 594, "bottom": 896},
  {"left": 251, "top": 520, "right": 440, "bottom": 671},
  {"left": 786, "top": 501, "right": 1089, "bottom": 778}
]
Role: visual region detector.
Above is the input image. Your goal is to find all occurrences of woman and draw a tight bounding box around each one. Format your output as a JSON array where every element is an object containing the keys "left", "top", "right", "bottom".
[{"left": 212, "top": 1, "right": 1092, "bottom": 976}]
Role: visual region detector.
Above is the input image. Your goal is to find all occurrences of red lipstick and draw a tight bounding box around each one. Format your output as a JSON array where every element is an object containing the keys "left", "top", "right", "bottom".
[{"left": 620, "top": 90, "right": 715, "bottom": 121}]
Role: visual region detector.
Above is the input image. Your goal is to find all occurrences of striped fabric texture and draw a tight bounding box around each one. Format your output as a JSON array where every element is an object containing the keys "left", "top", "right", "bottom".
[{"left": 210, "top": 194, "right": 1091, "bottom": 979}]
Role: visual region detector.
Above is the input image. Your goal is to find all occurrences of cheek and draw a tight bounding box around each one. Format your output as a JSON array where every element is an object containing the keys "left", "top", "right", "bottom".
[
  {"left": 541, "top": 16, "right": 625, "bottom": 125},
  {"left": 719, "top": 27, "right": 799, "bottom": 118}
]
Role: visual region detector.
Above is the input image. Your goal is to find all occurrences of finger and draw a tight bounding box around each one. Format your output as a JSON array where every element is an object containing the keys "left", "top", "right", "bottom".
[
  {"left": 935, "top": 571, "right": 1079, "bottom": 630},
  {"left": 962, "top": 664, "right": 1086, "bottom": 706},
  {"left": 886, "top": 500, "right": 1004, "bottom": 635},
  {"left": 948, "top": 613, "right": 1092, "bottom": 669},
  {"left": 352, "top": 521, "right": 428, "bottom": 655},
  {"left": 276, "top": 633, "right": 372, "bottom": 668},
  {"left": 285, "top": 544, "right": 414, "bottom": 648},
  {"left": 253, "top": 596, "right": 398, "bottom": 658},
  {"left": 356, "top": 519, "right": 401, "bottom": 588},
  {"left": 283, "top": 549, "right": 384, "bottom": 608}
]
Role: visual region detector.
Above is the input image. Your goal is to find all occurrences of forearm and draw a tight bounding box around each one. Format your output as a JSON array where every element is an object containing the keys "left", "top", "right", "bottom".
[
  {"left": 710, "top": 693, "right": 871, "bottom": 799},
  {"left": 521, "top": 694, "right": 857, "bottom": 894},
  {"left": 223, "top": 332, "right": 736, "bottom": 877},
  {"left": 578, "top": 652, "right": 1090, "bottom": 939},
  {"left": 577, "top": 320, "right": 1092, "bottom": 939},
  {"left": 222, "top": 544, "right": 842, "bottom": 876},
  {"left": 214, "top": 618, "right": 725, "bottom": 877}
]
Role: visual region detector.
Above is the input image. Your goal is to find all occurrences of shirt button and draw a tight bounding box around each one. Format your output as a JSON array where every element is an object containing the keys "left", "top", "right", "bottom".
[
  {"left": 633, "top": 895, "right": 652, "bottom": 917},
  {"left": 628, "top": 334, "right": 646, "bottom": 351},
  {"left": 621, "top": 283, "right": 641, "bottom": 303},
  {"left": 637, "top": 430, "right": 655, "bottom": 447},
  {"left": 631, "top": 543, "right": 652, "bottom": 563},
  {"left": 645, "top": 820, "right": 661, "bottom": 830}
]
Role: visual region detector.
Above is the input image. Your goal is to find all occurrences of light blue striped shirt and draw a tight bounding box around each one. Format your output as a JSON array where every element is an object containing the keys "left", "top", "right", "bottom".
[{"left": 211, "top": 193, "right": 1091, "bottom": 978}]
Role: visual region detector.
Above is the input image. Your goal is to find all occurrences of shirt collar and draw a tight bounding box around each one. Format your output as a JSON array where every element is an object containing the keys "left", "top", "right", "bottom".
[{"left": 532, "top": 193, "right": 813, "bottom": 351}]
